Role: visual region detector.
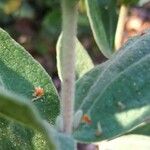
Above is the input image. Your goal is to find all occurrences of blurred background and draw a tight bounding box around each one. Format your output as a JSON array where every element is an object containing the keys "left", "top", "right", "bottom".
[{"left": 0, "top": 0, "right": 150, "bottom": 90}]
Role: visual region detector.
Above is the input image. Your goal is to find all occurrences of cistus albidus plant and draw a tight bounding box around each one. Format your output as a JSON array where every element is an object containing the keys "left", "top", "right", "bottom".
[{"left": 0, "top": 0, "right": 150, "bottom": 149}]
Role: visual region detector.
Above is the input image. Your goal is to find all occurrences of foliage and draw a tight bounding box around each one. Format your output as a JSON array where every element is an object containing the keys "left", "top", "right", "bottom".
[
  {"left": 0, "top": 0, "right": 150, "bottom": 149},
  {"left": 0, "top": 28, "right": 74, "bottom": 149},
  {"left": 56, "top": 34, "right": 94, "bottom": 80},
  {"left": 0, "top": 28, "right": 59, "bottom": 123},
  {"left": 74, "top": 32, "right": 150, "bottom": 142},
  {"left": 118, "top": 0, "right": 139, "bottom": 5},
  {"left": 85, "top": 0, "right": 117, "bottom": 58}
]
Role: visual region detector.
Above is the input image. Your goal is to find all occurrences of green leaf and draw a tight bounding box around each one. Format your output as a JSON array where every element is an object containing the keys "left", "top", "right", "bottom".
[
  {"left": 75, "top": 61, "right": 109, "bottom": 110},
  {"left": 0, "top": 88, "right": 56, "bottom": 149},
  {"left": 42, "top": 9, "right": 61, "bottom": 38},
  {"left": 56, "top": 133, "right": 75, "bottom": 150},
  {"left": 138, "top": 0, "right": 150, "bottom": 6},
  {"left": 0, "top": 27, "right": 60, "bottom": 123},
  {"left": 75, "top": 39, "right": 94, "bottom": 79},
  {"left": 74, "top": 31, "right": 150, "bottom": 142},
  {"left": 0, "top": 89, "right": 75, "bottom": 150},
  {"left": 34, "top": 121, "right": 75, "bottom": 150},
  {"left": 128, "top": 121, "right": 150, "bottom": 136},
  {"left": 57, "top": 34, "right": 94, "bottom": 80},
  {"left": 0, "top": 28, "right": 60, "bottom": 149},
  {"left": 46, "top": 122, "right": 75, "bottom": 150},
  {"left": 119, "top": 0, "right": 139, "bottom": 5},
  {"left": 85, "top": 0, "right": 117, "bottom": 58}
]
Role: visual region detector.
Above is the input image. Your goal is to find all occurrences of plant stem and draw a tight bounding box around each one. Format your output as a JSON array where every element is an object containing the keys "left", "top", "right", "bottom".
[
  {"left": 115, "top": 4, "right": 128, "bottom": 50},
  {"left": 61, "top": 0, "right": 78, "bottom": 134}
]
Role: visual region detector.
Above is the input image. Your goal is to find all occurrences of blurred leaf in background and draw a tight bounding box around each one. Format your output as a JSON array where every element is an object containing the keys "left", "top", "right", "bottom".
[{"left": 0, "top": 0, "right": 21, "bottom": 15}]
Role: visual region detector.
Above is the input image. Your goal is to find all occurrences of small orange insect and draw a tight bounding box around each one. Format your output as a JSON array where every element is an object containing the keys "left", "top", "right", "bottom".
[
  {"left": 32, "top": 87, "right": 44, "bottom": 102},
  {"left": 82, "top": 114, "right": 92, "bottom": 124}
]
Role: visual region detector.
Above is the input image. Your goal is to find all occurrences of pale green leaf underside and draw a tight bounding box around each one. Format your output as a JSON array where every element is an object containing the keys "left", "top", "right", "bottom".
[
  {"left": 74, "top": 31, "right": 150, "bottom": 142},
  {"left": 85, "top": 0, "right": 117, "bottom": 58},
  {"left": 48, "top": 122, "right": 75, "bottom": 150},
  {"left": 57, "top": 34, "right": 94, "bottom": 80}
]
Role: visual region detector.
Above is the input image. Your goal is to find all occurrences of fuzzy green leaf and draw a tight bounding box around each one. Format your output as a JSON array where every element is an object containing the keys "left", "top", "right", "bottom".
[
  {"left": 47, "top": 122, "right": 75, "bottom": 150},
  {"left": 119, "top": 0, "right": 139, "bottom": 5},
  {"left": 0, "top": 89, "right": 56, "bottom": 149},
  {"left": 0, "top": 28, "right": 60, "bottom": 123},
  {"left": 0, "top": 28, "right": 60, "bottom": 149},
  {"left": 74, "top": 31, "right": 150, "bottom": 142},
  {"left": 0, "top": 89, "right": 75, "bottom": 150},
  {"left": 85, "top": 0, "right": 117, "bottom": 58},
  {"left": 128, "top": 121, "right": 150, "bottom": 136},
  {"left": 57, "top": 34, "right": 94, "bottom": 80}
]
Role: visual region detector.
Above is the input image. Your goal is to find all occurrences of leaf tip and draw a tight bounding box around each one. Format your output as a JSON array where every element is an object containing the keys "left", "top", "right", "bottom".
[{"left": 73, "top": 109, "right": 83, "bottom": 129}]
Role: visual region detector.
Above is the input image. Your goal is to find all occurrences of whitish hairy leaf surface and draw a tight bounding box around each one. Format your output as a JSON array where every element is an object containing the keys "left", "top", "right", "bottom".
[
  {"left": 85, "top": 0, "right": 117, "bottom": 58},
  {"left": 0, "top": 28, "right": 60, "bottom": 149},
  {"left": 45, "top": 121, "right": 75, "bottom": 150},
  {"left": 0, "top": 89, "right": 55, "bottom": 149},
  {"left": 57, "top": 34, "right": 94, "bottom": 80},
  {"left": 74, "top": 31, "right": 150, "bottom": 142},
  {"left": 0, "top": 28, "right": 59, "bottom": 123},
  {"left": 0, "top": 89, "right": 75, "bottom": 150}
]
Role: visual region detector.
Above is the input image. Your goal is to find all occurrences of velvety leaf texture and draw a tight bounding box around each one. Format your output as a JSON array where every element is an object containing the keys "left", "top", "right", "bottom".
[
  {"left": 119, "top": 0, "right": 139, "bottom": 5},
  {"left": 0, "top": 89, "right": 56, "bottom": 150},
  {"left": 74, "top": 31, "right": 150, "bottom": 142},
  {"left": 0, "top": 89, "right": 75, "bottom": 150},
  {"left": 46, "top": 122, "right": 75, "bottom": 150},
  {"left": 57, "top": 34, "right": 94, "bottom": 80},
  {"left": 0, "top": 28, "right": 60, "bottom": 149},
  {"left": 128, "top": 121, "right": 150, "bottom": 136},
  {"left": 85, "top": 0, "right": 117, "bottom": 58},
  {"left": 0, "top": 27, "right": 60, "bottom": 123}
]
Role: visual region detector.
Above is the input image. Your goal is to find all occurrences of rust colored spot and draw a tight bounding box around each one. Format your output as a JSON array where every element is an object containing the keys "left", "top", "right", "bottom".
[
  {"left": 82, "top": 114, "right": 92, "bottom": 124},
  {"left": 33, "top": 87, "right": 44, "bottom": 97}
]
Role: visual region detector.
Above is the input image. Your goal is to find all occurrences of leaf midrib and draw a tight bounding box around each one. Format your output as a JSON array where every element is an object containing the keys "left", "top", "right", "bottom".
[
  {"left": 87, "top": 53, "right": 150, "bottom": 114},
  {"left": 78, "top": 35, "right": 144, "bottom": 109}
]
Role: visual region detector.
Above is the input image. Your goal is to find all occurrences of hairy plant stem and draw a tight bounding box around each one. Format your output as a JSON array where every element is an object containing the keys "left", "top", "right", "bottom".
[
  {"left": 61, "top": 0, "right": 78, "bottom": 134},
  {"left": 115, "top": 4, "right": 128, "bottom": 50}
]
